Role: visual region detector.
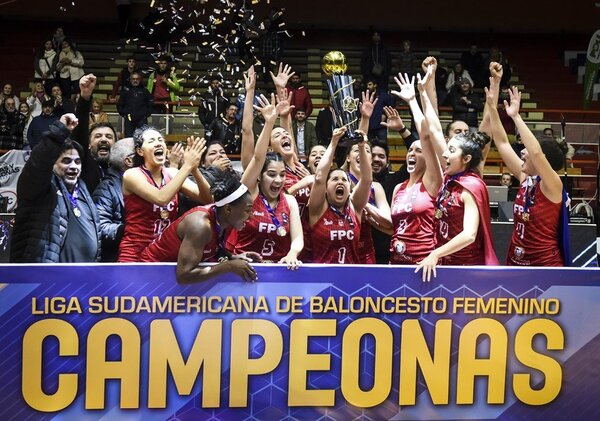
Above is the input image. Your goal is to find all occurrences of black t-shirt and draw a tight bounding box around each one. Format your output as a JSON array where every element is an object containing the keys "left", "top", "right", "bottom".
[{"left": 59, "top": 192, "right": 98, "bottom": 262}]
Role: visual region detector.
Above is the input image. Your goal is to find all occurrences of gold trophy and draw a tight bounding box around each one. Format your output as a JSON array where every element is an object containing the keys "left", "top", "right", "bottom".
[{"left": 322, "top": 51, "right": 362, "bottom": 146}]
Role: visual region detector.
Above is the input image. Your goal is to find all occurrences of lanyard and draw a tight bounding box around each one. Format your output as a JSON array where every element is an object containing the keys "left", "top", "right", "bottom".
[
  {"left": 522, "top": 176, "right": 541, "bottom": 221},
  {"left": 349, "top": 172, "right": 376, "bottom": 206},
  {"left": 65, "top": 184, "right": 81, "bottom": 217},
  {"left": 260, "top": 192, "right": 288, "bottom": 236},
  {"left": 435, "top": 172, "right": 465, "bottom": 217},
  {"left": 329, "top": 203, "right": 355, "bottom": 228},
  {"left": 140, "top": 166, "right": 165, "bottom": 188}
]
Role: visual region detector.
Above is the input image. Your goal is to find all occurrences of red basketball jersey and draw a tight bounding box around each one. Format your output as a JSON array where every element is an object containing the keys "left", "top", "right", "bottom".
[
  {"left": 293, "top": 183, "right": 313, "bottom": 262},
  {"left": 227, "top": 192, "right": 292, "bottom": 262},
  {"left": 390, "top": 179, "right": 436, "bottom": 264},
  {"left": 118, "top": 167, "right": 179, "bottom": 262},
  {"left": 311, "top": 205, "right": 361, "bottom": 264},
  {"left": 140, "top": 205, "right": 221, "bottom": 262},
  {"left": 507, "top": 178, "right": 563, "bottom": 266}
]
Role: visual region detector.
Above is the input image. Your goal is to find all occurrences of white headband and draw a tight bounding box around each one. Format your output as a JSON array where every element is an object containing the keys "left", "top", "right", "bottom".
[{"left": 215, "top": 184, "right": 249, "bottom": 207}]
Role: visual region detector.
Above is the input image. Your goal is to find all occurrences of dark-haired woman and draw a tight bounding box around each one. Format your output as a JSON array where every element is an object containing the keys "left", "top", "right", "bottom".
[
  {"left": 416, "top": 131, "right": 498, "bottom": 281},
  {"left": 57, "top": 39, "right": 84, "bottom": 98},
  {"left": 308, "top": 127, "right": 372, "bottom": 264},
  {"left": 140, "top": 169, "right": 259, "bottom": 283},
  {"left": 228, "top": 93, "right": 304, "bottom": 268},
  {"left": 118, "top": 127, "right": 212, "bottom": 262},
  {"left": 491, "top": 84, "right": 570, "bottom": 266}
]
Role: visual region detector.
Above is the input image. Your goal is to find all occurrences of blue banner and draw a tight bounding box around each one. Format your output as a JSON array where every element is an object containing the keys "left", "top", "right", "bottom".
[{"left": 1, "top": 263, "right": 600, "bottom": 420}]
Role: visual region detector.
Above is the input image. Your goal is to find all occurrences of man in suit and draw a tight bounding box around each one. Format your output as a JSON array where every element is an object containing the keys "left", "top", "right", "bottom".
[{"left": 291, "top": 107, "right": 317, "bottom": 159}]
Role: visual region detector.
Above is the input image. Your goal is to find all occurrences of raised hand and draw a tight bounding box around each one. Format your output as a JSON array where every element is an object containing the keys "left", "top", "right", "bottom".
[
  {"left": 489, "top": 61, "right": 503, "bottom": 82},
  {"left": 503, "top": 86, "right": 522, "bottom": 118},
  {"left": 270, "top": 63, "right": 295, "bottom": 90},
  {"left": 59, "top": 113, "right": 79, "bottom": 131},
  {"left": 244, "top": 65, "right": 256, "bottom": 91},
  {"left": 416, "top": 65, "right": 434, "bottom": 94},
  {"left": 212, "top": 155, "right": 232, "bottom": 172},
  {"left": 360, "top": 90, "right": 378, "bottom": 119},
  {"left": 254, "top": 93, "right": 278, "bottom": 123},
  {"left": 421, "top": 56, "right": 438, "bottom": 74},
  {"left": 331, "top": 126, "right": 347, "bottom": 144},
  {"left": 79, "top": 73, "right": 97, "bottom": 100},
  {"left": 275, "top": 89, "right": 294, "bottom": 117},
  {"left": 392, "top": 73, "right": 416, "bottom": 102},
  {"left": 294, "top": 162, "right": 311, "bottom": 178},
  {"left": 167, "top": 142, "right": 185, "bottom": 169},
  {"left": 380, "top": 105, "right": 405, "bottom": 131},
  {"left": 183, "top": 136, "right": 206, "bottom": 169}
]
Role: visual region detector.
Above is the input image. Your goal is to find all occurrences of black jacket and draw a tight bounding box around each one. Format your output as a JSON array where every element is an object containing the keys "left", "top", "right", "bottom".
[
  {"left": 117, "top": 85, "right": 154, "bottom": 122},
  {"left": 11, "top": 121, "right": 101, "bottom": 262},
  {"left": 92, "top": 168, "right": 125, "bottom": 262}
]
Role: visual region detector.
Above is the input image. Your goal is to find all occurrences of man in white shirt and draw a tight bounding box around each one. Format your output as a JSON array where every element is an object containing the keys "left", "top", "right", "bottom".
[{"left": 291, "top": 107, "right": 317, "bottom": 159}]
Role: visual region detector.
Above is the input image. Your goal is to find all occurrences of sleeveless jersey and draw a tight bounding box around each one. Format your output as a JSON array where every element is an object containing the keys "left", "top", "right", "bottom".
[
  {"left": 284, "top": 165, "right": 301, "bottom": 191},
  {"left": 311, "top": 205, "right": 361, "bottom": 264},
  {"left": 118, "top": 167, "right": 179, "bottom": 262},
  {"left": 293, "top": 182, "right": 313, "bottom": 262},
  {"left": 436, "top": 173, "right": 498, "bottom": 266},
  {"left": 227, "top": 192, "right": 291, "bottom": 262},
  {"left": 390, "top": 179, "right": 436, "bottom": 264},
  {"left": 507, "top": 178, "right": 563, "bottom": 266},
  {"left": 349, "top": 173, "right": 377, "bottom": 264},
  {"left": 140, "top": 205, "right": 221, "bottom": 262}
]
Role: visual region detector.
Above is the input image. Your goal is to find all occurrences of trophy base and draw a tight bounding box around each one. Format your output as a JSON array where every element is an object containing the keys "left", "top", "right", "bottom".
[{"left": 338, "top": 130, "right": 364, "bottom": 147}]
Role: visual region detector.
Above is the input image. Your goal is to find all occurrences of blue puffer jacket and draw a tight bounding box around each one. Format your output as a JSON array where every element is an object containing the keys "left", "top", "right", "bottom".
[
  {"left": 92, "top": 167, "right": 124, "bottom": 262},
  {"left": 10, "top": 121, "right": 101, "bottom": 263}
]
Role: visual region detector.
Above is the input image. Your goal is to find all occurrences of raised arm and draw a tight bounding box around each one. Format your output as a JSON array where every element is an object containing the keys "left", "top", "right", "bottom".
[
  {"left": 276, "top": 89, "right": 298, "bottom": 161},
  {"left": 176, "top": 137, "right": 212, "bottom": 204},
  {"left": 359, "top": 90, "right": 377, "bottom": 134},
  {"left": 279, "top": 194, "right": 304, "bottom": 269},
  {"left": 270, "top": 63, "right": 295, "bottom": 97},
  {"left": 350, "top": 132, "right": 373, "bottom": 218},
  {"left": 240, "top": 94, "right": 278, "bottom": 192},
  {"left": 417, "top": 66, "right": 447, "bottom": 167},
  {"left": 421, "top": 56, "right": 439, "bottom": 115},
  {"left": 505, "top": 86, "right": 563, "bottom": 202},
  {"left": 308, "top": 127, "right": 345, "bottom": 224},
  {"left": 122, "top": 139, "right": 203, "bottom": 206},
  {"left": 241, "top": 66, "right": 257, "bottom": 169},
  {"left": 392, "top": 73, "right": 424, "bottom": 137}
]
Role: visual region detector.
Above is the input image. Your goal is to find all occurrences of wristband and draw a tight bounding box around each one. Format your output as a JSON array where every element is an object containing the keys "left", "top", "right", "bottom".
[{"left": 399, "top": 126, "right": 408, "bottom": 134}]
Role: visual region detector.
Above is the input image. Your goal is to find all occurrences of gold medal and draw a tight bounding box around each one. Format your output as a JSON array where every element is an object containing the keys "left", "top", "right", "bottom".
[
  {"left": 73, "top": 208, "right": 81, "bottom": 218},
  {"left": 277, "top": 226, "right": 287, "bottom": 237},
  {"left": 434, "top": 208, "right": 443, "bottom": 219},
  {"left": 160, "top": 209, "right": 170, "bottom": 220},
  {"left": 522, "top": 212, "right": 529, "bottom": 222}
]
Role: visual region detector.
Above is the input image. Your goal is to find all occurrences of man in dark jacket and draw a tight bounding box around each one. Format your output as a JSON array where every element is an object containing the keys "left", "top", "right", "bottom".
[
  {"left": 92, "top": 137, "right": 134, "bottom": 262},
  {"left": 199, "top": 75, "right": 229, "bottom": 130},
  {"left": 0, "top": 97, "right": 27, "bottom": 150},
  {"left": 117, "top": 71, "right": 153, "bottom": 136},
  {"left": 11, "top": 113, "right": 101, "bottom": 263},
  {"left": 207, "top": 103, "right": 241, "bottom": 154},
  {"left": 450, "top": 79, "right": 483, "bottom": 131},
  {"left": 27, "top": 100, "right": 58, "bottom": 149}
]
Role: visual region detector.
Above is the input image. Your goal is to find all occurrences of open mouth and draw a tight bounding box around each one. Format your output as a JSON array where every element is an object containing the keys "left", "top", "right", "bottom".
[
  {"left": 270, "top": 184, "right": 282, "bottom": 194},
  {"left": 281, "top": 139, "right": 291, "bottom": 150},
  {"left": 154, "top": 148, "right": 165, "bottom": 158},
  {"left": 335, "top": 185, "right": 345, "bottom": 198},
  {"left": 97, "top": 143, "right": 110, "bottom": 156}
]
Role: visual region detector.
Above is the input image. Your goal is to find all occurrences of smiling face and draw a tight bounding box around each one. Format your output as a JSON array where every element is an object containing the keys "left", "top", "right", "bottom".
[
  {"left": 19, "top": 103, "right": 29, "bottom": 115},
  {"left": 54, "top": 148, "right": 81, "bottom": 192},
  {"left": 406, "top": 140, "right": 426, "bottom": 175},
  {"left": 442, "top": 138, "right": 470, "bottom": 176},
  {"left": 224, "top": 193, "right": 254, "bottom": 231},
  {"left": 346, "top": 143, "right": 371, "bottom": 175},
  {"left": 371, "top": 145, "right": 388, "bottom": 175},
  {"left": 90, "top": 126, "right": 116, "bottom": 163},
  {"left": 270, "top": 127, "right": 294, "bottom": 158},
  {"left": 259, "top": 160, "right": 286, "bottom": 201},
  {"left": 308, "top": 145, "right": 326, "bottom": 174},
  {"left": 137, "top": 129, "right": 166, "bottom": 167},
  {"left": 203, "top": 143, "right": 227, "bottom": 168},
  {"left": 326, "top": 169, "right": 351, "bottom": 208}
]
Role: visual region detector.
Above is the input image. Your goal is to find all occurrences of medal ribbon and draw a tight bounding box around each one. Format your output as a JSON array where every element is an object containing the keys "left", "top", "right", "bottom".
[
  {"left": 260, "top": 192, "right": 287, "bottom": 232},
  {"left": 349, "top": 172, "right": 376, "bottom": 206},
  {"left": 141, "top": 166, "right": 169, "bottom": 218},
  {"left": 65, "top": 184, "right": 80, "bottom": 215},
  {"left": 523, "top": 176, "right": 541, "bottom": 219},
  {"left": 435, "top": 171, "right": 466, "bottom": 215},
  {"left": 328, "top": 203, "right": 355, "bottom": 228}
]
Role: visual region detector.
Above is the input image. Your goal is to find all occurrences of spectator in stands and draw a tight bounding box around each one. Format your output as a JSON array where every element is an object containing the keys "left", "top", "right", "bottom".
[
  {"left": 207, "top": 103, "right": 242, "bottom": 154},
  {"left": 397, "top": 40, "right": 418, "bottom": 77},
  {"left": 51, "top": 27, "right": 66, "bottom": 51},
  {"left": 445, "top": 62, "right": 474, "bottom": 94},
  {"left": 543, "top": 127, "right": 575, "bottom": 166},
  {"left": 111, "top": 56, "right": 138, "bottom": 100},
  {"left": 50, "top": 84, "right": 75, "bottom": 116},
  {"left": 433, "top": 60, "right": 449, "bottom": 105},
  {"left": 500, "top": 171, "right": 518, "bottom": 201},
  {"left": 361, "top": 31, "right": 392, "bottom": 90},
  {"left": 200, "top": 140, "right": 240, "bottom": 186},
  {"left": 0, "top": 84, "right": 20, "bottom": 109},
  {"left": 460, "top": 45, "right": 485, "bottom": 88},
  {"left": 199, "top": 75, "right": 229, "bottom": 130},
  {"left": 486, "top": 46, "right": 512, "bottom": 88},
  {"left": 118, "top": 71, "right": 153, "bottom": 136},
  {"left": 89, "top": 99, "right": 109, "bottom": 127},
  {"left": 147, "top": 56, "right": 181, "bottom": 115},
  {"left": 57, "top": 39, "right": 85, "bottom": 99},
  {"left": 315, "top": 99, "right": 335, "bottom": 146},
  {"left": 0, "top": 97, "right": 27, "bottom": 150},
  {"left": 258, "top": 14, "right": 282, "bottom": 86},
  {"left": 27, "top": 100, "right": 57, "bottom": 150},
  {"left": 285, "top": 72, "right": 313, "bottom": 118},
  {"left": 511, "top": 131, "right": 525, "bottom": 156},
  {"left": 292, "top": 107, "right": 317, "bottom": 158},
  {"left": 92, "top": 137, "right": 135, "bottom": 262},
  {"left": 19, "top": 102, "right": 32, "bottom": 144},
  {"left": 26, "top": 82, "right": 51, "bottom": 118},
  {"left": 34, "top": 40, "right": 59, "bottom": 96},
  {"left": 366, "top": 78, "right": 394, "bottom": 141},
  {"left": 11, "top": 113, "right": 101, "bottom": 263},
  {"left": 450, "top": 79, "right": 483, "bottom": 131}
]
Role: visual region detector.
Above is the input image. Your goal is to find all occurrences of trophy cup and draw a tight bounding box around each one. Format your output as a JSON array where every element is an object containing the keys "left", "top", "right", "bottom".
[{"left": 322, "top": 51, "right": 363, "bottom": 146}]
